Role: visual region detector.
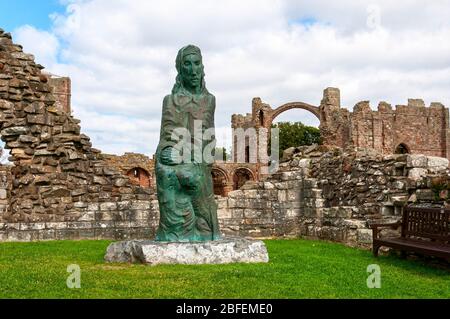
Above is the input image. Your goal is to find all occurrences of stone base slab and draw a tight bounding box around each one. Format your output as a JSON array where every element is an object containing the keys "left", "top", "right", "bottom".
[{"left": 104, "top": 237, "right": 269, "bottom": 265}]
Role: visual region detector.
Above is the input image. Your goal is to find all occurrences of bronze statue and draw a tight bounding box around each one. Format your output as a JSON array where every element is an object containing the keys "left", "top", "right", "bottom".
[{"left": 155, "top": 45, "right": 220, "bottom": 242}]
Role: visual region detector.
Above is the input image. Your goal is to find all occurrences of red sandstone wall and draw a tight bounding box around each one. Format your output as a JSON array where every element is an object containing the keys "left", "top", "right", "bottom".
[{"left": 351, "top": 99, "right": 449, "bottom": 160}]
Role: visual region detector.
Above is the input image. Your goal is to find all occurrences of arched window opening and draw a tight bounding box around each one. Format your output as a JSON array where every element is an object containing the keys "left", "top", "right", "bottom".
[
  {"left": 245, "top": 146, "right": 250, "bottom": 163},
  {"left": 126, "top": 167, "right": 151, "bottom": 188},
  {"left": 211, "top": 169, "right": 227, "bottom": 196},
  {"left": 233, "top": 168, "right": 254, "bottom": 190},
  {"left": 395, "top": 143, "right": 409, "bottom": 154}
]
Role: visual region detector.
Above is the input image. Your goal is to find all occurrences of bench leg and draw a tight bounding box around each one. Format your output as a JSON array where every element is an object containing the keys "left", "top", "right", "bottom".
[
  {"left": 373, "top": 244, "right": 381, "bottom": 257},
  {"left": 400, "top": 250, "right": 407, "bottom": 259}
]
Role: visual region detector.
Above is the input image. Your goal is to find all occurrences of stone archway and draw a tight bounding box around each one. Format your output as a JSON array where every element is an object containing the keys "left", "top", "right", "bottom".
[
  {"left": 267, "top": 102, "right": 321, "bottom": 162},
  {"left": 126, "top": 167, "right": 151, "bottom": 188},
  {"left": 233, "top": 167, "right": 255, "bottom": 190},
  {"left": 271, "top": 102, "right": 320, "bottom": 123},
  {"left": 211, "top": 167, "right": 228, "bottom": 196}
]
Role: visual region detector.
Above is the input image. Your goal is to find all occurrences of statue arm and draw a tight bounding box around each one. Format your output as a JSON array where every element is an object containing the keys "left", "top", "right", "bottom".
[{"left": 157, "top": 95, "right": 179, "bottom": 164}]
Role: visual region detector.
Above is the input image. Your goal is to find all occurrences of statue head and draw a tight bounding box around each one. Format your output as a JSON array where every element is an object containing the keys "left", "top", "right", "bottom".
[{"left": 173, "top": 45, "right": 208, "bottom": 95}]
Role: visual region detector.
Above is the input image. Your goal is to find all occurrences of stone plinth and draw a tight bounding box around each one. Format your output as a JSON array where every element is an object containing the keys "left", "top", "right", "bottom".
[{"left": 104, "top": 237, "right": 269, "bottom": 265}]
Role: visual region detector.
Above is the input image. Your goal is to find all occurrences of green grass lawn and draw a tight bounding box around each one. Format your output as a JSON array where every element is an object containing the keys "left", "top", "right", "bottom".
[{"left": 0, "top": 239, "right": 448, "bottom": 298}]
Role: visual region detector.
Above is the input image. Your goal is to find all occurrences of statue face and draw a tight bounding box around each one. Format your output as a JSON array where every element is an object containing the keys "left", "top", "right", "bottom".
[{"left": 181, "top": 53, "right": 203, "bottom": 91}]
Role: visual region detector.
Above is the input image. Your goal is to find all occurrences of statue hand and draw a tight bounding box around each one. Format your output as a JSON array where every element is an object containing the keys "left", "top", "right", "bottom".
[{"left": 160, "top": 147, "right": 180, "bottom": 165}]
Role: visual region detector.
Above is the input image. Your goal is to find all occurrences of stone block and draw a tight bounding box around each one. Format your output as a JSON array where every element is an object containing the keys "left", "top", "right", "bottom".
[
  {"left": 243, "top": 209, "right": 263, "bottom": 219},
  {"left": 287, "top": 189, "right": 299, "bottom": 201},
  {"left": 217, "top": 208, "right": 232, "bottom": 219},
  {"left": 277, "top": 190, "right": 287, "bottom": 202},
  {"left": 20, "top": 222, "right": 45, "bottom": 231},
  {"left": 216, "top": 198, "right": 228, "bottom": 209},
  {"left": 231, "top": 209, "right": 244, "bottom": 219},
  {"left": 263, "top": 182, "right": 275, "bottom": 190},
  {"left": 78, "top": 229, "right": 96, "bottom": 239},
  {"left": 100, "top": 202, "right": 117, "bottom": 211},
  {"left": 39, "top": 230, "right": 56, "bottom": 240},
  {"left": 87, "top": 203, "right": 99, "bottom": 211},
  {"left": 78, "top": 211, "right": 95, "bottom": 221},
  {"left": 286, "top": 209, "right": 301, "bottom": 218},
  {"left": 415, "top": 189, "right": 435, "bottom": 201},
  {"left": 96, "top": 211, "right": 114, "bottom": 221},
  {"left": 131, "top": 201, "right": 150, "bottom": 210},
  {"left": 357, "top": 229, "right": 373, "bottom": 244},
  {"left": 406, "top": 155, "right": 427, "bottom": 168},
  {"left": 56, "top": 229, "right": 80, "bottom": 240},
  {"left": 95, "top": 228, "right": 115, "bottom": 240},
  {"left": 115, "top": 221, "right": 131, "bottom": 228},
  {"left": 73, "top": 201, "right": 88, "bottom": 208},
  {"left": 6, "top": 223, "right": 20, "bottom": 230},
  {"left": 7, "top": 230, "right": 38, "bottom": 242},
  {"left": 0, "top": 189, "right": 7, "bottom": 200},
  {"left": 408, "top": 168, "right": 427, "bottom": 181},
  {"left": 67, "top": 222, "right": 92, "bottom": 230},
  {"left": 105, "top": 237, "right": 269, "bottom": 265},
  {"left": 45, "top": 222, "right": 67, "bottom": 229},
  {"left": 93, "top": 221, "right": 115, "bottom": 229},
  {"left": 129, "top": 220, "right": 149, "bottom": 228},
  {"left": 427, "top": 156, "right": 449, "bottom": 171}
]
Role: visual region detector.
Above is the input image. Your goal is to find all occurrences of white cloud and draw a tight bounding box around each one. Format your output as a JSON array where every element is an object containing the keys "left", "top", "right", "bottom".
[
  {"left": 14, "top": 25, "right": 60, "bottom": 69},
  {"left": 10, "top": 0, "right": 450, "bottom": 156}
]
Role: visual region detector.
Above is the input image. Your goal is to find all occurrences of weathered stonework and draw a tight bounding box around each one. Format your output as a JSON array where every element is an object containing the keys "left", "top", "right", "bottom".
[
  {"left": 218, "top": 145, "right": 450, "bottom": 247},
  {"left": 105, "top": 237, "right": 269, "bottom": 265},
  {"left": 0, "top": 28, "right": 158, "bottom": 240},
  {"left": 46, "top": 74, "right": 71, "bottom": 114},
  {"left": 232, "top": 87, "right": 450, "bottom": 161},
  {"left": 101, "top": 152, "right": 155, "bottom": 188},
  {"left": 101, "top": 151, "right": 259, "bottom": 198}
]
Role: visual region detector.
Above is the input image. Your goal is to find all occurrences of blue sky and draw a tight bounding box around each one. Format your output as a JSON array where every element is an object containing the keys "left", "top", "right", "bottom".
[{"left": 0, "top": 0, "right": 64, "bottom": 32}]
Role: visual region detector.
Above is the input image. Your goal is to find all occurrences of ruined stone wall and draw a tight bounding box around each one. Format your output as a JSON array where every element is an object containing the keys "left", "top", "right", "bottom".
[
  {"left": 0, "top": 165, "right": 10, "bottom": 222},
  {"left": 101, "top": 152, "right": 156, "bottom": 188},
  {"left": 231, "top": 88, "right": 450, "bottom": 162},
  {"left": 217, "top": 145, "right": 450, "bottom": 248},
  {"left": 0, "top": 29, "right": 158, "bottom": 241},
  {"left": 351, "top": 99, "right": 450, "bottom": 159}
]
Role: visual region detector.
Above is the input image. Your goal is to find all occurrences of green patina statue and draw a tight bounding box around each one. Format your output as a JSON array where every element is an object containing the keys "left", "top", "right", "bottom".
[{"left": 155, "top": 45, "right": 220, "bottom": 242}]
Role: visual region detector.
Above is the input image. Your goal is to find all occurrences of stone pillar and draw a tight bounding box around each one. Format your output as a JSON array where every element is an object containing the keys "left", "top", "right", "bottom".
[
  {"left": 48, "top": 76, "right": 71, "bottom": 114},
  {"left": 319, "top": 87, "right": 351, "bottom": 148},
  {"left": 322, "top": 87, "right": 341, "bottom": 109}
]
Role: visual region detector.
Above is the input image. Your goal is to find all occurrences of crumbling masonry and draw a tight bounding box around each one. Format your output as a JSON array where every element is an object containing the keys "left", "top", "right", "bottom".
[{"left": 232, "top": 87, "right": 450, "bottom": 166}]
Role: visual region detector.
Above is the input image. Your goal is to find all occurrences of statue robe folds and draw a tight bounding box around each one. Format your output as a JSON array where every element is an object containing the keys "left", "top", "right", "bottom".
[{"left": 155, "top": 89, "right": 220, "bottom": 242}]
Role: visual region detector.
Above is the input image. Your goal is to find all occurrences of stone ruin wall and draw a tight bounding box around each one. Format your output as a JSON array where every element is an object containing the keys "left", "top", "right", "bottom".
[
  {"left": 351, "top": 99, "right": 450, "bottom": 159},
  {"left": 0, "top": 29, "right": 158, "bottom": 241},
  {"left": 101, "top": 152, "right": 156, "bottom": 188},
  {"left": 233, "top": 87, "right": 450, "bottom": 161},
  {"left": 219, "top": 145, "right": 450, "bottom": 248}
]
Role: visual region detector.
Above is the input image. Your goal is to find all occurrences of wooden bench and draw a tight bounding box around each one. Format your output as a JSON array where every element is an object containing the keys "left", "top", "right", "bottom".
[{"left": 370, "top": 206, "right": 450, "bottom": 260}]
